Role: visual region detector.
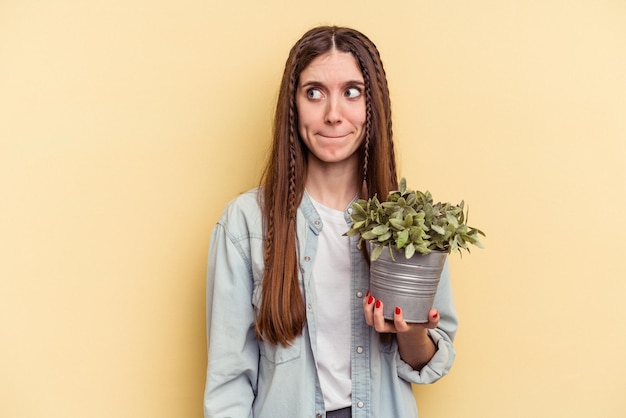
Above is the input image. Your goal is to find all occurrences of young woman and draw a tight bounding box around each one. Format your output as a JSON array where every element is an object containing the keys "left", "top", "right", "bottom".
[{"left": 204, "top": 26, "right": 458, "bottom": 418}]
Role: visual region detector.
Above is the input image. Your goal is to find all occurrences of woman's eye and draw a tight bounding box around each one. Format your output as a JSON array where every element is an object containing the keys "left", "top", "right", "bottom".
[
  {"left": 307, "top": 89, "right": 322, "bottom": 100},
  {"left": 345, "top": 87, "right": 362, "bottom": 98}
]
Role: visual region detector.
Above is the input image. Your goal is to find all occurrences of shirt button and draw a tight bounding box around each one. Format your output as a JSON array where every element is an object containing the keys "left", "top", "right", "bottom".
[
  {"left": 316, "top": 414, "right": 322, "bottom": 418},
  {"left": 304, "top": 256, "right": 311, "bottom": 262},
  {"left": 314, "top": 220, "right": 321, "bottom": 226},
  {"left": 356, "top": 346, "right": 363, "bottom": 354},
  {"left": 357, "top": 401, "right": 364, "bottom": 408},
  {"left": 308, "top": 304, "right": 312, "bottom": 310},
  {"left": 356, "top": 291, "right": 363, "bottom": 298}
]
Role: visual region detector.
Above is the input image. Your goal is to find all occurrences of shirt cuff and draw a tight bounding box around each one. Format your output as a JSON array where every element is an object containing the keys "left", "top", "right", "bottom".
[{"left": 396, "top": 329, "right": 456, "bottom": 384}]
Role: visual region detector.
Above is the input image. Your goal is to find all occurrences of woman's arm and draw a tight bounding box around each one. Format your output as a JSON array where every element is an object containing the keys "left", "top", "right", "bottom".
[{"left": 204, "top": 222, "right": 258, "bottom": 418}]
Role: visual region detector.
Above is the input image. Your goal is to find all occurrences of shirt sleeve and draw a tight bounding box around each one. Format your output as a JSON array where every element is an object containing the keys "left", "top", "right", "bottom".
[
  {"left": 204, "top": 220, "right": 258, "bottom": 418},
  {"left": 395, "top": 260, "right": 458, "bottom": 384}
]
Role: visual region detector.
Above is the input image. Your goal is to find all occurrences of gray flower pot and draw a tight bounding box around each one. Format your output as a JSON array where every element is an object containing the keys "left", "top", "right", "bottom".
[{"left": 370, "top": 248, "right": 448, "bottom": 323}]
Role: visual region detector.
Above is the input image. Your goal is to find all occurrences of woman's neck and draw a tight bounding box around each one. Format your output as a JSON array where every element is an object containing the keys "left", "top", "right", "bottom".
[{"left": 305, "top": 164, "right": 359, "bottom": 211}]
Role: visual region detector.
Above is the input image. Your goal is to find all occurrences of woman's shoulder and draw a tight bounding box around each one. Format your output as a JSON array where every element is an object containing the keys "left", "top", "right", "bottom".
[
  {"left": 217, "top": 187, "right": 263, "bottom": 232},
  {"left": 226, "top": 187, "right": 261, "bottom": 206}
]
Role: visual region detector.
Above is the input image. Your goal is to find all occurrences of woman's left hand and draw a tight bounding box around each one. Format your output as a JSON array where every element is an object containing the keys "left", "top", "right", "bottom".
[
  {"left": 362, "top": 291, "right": 439, "bottom": 334},
  {"left": 363, "top": 291, "right": 439, "bottom": 369}
]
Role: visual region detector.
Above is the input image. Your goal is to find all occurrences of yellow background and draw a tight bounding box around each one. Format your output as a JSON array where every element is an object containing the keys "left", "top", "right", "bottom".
[{"left": 2, "top": 1, "right": 625, "bottom": 417}]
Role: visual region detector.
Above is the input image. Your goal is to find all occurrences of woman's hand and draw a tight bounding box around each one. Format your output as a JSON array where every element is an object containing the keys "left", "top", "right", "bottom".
[
  {"left": 362, "top": 291, "right": 439, "bottom": 333},
  {"left": 363, "top": 291, "right": 438, "bottom": 370}
]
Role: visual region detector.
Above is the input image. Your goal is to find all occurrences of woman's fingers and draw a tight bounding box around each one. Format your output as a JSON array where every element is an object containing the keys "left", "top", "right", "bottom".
[
  {"left": 426, "top": 308, "right": 440, "bottom": 329},
  {"left": 363, "top": 292, "right": 440, "bottom": 333},
  {"left": 372, "top": 299, "right": 388, "bottom": 332},
  {"left": 363, "top": 291, "right": 375, "bottom": 326},
  {"left": 392, "top": 306, "right": 410, "bottom": 333}
]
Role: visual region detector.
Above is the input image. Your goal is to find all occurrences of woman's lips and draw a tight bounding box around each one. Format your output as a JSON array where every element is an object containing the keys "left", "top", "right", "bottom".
[{"left": 318, "top": 133, "right": 350, "bottom": 139}]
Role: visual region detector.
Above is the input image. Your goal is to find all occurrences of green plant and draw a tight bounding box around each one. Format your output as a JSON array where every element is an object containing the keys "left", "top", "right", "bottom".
[{"left": 345, "top": 178, "right": 485, "bottom": 261}]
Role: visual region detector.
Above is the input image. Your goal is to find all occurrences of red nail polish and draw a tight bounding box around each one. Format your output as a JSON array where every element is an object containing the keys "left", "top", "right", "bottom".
[
  {"left": 368, "top": 296, "right": 374, "bottom": 304},
  {"left": 395, "top": 307, "right": 401, "bottom": 315},
  {"left": 433, "top": 312, "right": 439, "bottom": 319},
  {"left": 365, "top": 290, "right": 370, "bottom": 298},
  {"left": 375, "top": 300, "right": 381, "bottom": 309}
]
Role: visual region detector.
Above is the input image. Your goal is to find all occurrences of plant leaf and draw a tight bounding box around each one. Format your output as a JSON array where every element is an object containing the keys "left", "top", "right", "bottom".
[
  {"left": 371, "top": 244, "right": 384, "bottom": 261},
  {"left": 431, "top": 224, "right": 445, "bottom": 235},
  {"left": 371, "top": 224, "right": 389, "bottom": 235},
  {"left": 378, "top": 231, "right": 392, "bottom": 242},
  {"left": 446, "top": 213, "right": 459, "bottom": 228},
  {"left": 352, "top": 220, "right": 365, "bottom": 229},
  {"left": 352, "top": 202, "right": 367, "bottom": 217},
  {"left": 361, "top": 230, "right": 377, "bottom": 240},
  {"left": 389, "top": 218, "right": 405, "bottom": 229},
  {"left": 405, "top": 243, "right": 416, "bottom": 259},
  {"left": 396, "top": 229, "right": 409, "bottom": 248}
]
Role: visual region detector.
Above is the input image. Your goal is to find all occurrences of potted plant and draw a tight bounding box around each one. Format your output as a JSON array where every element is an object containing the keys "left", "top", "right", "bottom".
[{"left": 345, "top": 178, "right": 485, "bottom": 322}]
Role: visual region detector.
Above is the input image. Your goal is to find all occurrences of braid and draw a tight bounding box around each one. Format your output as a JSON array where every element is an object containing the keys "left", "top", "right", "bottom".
[
  {"left": 352, "top": 47, "right": 376, "bottom": 198},
  {"left": 263, "top": 203, "right": 276, "bottom": 266},
  {"left": 358, "top": 32, "right": 398, "bottom": 194},
  {"left": 362, "top": 63, "right": 373, "bottom": 198},
  {"left": 287, "top": 78, "right": 298, "bottom": 219},
  {"left": 372, "top": 56, "right": 397, "bottom": 189},
  {"left": 281, "top": 68, "right": 304, "bottom": 338},
  {"left": 372, "top": 52, "right": 397, "bottom": 188}
]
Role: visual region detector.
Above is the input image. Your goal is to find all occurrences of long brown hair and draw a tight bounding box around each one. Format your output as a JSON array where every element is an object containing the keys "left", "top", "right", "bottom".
[{"left": 257, "top": 26, "right": 398, "bottom": 345}]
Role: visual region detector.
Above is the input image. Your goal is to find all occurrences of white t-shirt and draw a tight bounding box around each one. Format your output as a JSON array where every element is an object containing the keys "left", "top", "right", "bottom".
[{"left": 309, "top": 195, "right": 352, "bottom": 411}]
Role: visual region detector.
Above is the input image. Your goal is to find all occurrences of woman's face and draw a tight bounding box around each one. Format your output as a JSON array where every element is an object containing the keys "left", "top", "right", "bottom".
[{"left": 296, "top": 50, "right": 366, "bottom": 169}]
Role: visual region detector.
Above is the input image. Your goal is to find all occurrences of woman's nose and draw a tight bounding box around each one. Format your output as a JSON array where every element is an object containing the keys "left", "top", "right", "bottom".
[{"left": 324, "top": 97, "right": 343, "bottom": 124}]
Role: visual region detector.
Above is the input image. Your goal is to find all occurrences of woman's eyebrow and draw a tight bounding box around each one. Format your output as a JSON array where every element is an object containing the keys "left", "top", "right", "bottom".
[{"left": 299, "top": 79, "right": 365, "bottom": 88}]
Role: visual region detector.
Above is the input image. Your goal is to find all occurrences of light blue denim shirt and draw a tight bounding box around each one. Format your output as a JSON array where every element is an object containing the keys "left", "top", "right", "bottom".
[{"left": 204, "top": 189, "right": 458, "bottom": 418}]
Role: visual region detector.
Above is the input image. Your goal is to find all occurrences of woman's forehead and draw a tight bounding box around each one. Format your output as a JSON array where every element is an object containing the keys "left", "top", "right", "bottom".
[{"left": 299, "top": 51, "right": 364, "bottom": 84}]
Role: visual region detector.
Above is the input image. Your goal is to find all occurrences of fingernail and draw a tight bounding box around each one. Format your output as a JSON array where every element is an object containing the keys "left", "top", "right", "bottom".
[
  {"left": 365, "top": 290, "right": 370, "bottom": 298},
  {"left": 433, "top": 312, "right": 439, "bottom": 319},
  {"left": 375, "top": 300, "right": 381, "bottom": 309},
  {"left": 395, "top": 307, "right": 401, "bottom": 315},
  {"left": 368, "top": 296, "right": 374, "bottom": 304}
]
